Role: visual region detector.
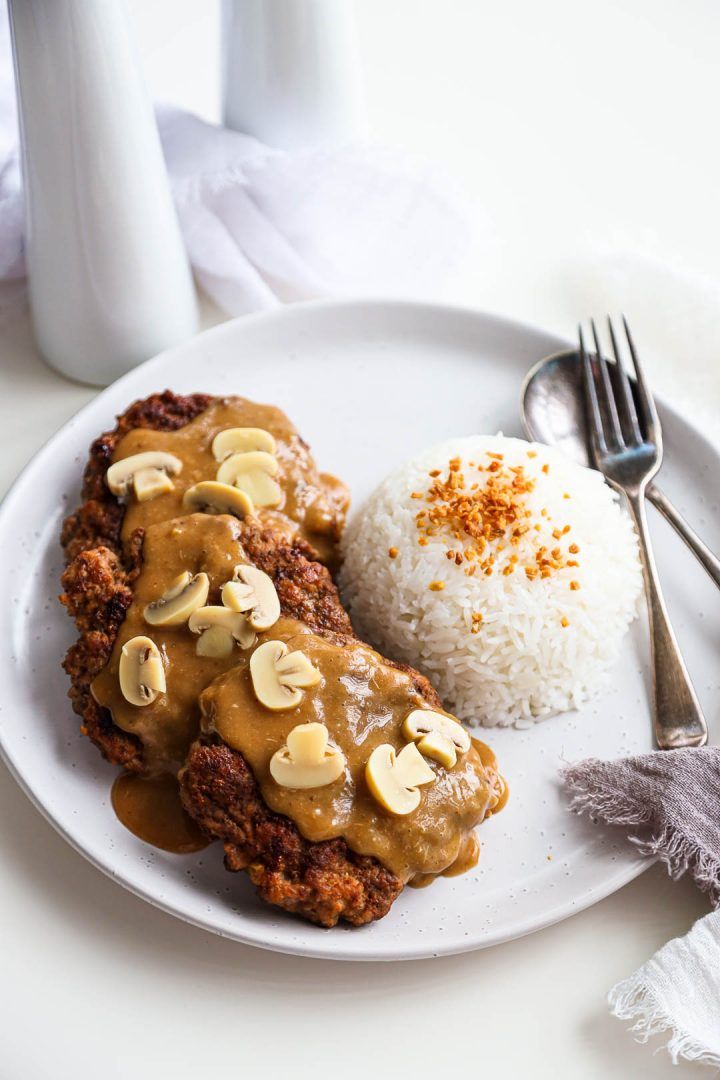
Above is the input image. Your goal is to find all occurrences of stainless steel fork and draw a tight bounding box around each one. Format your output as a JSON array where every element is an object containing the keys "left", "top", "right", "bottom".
[{"left": 579, "top": 317, "right": 708, "bottom": 750}]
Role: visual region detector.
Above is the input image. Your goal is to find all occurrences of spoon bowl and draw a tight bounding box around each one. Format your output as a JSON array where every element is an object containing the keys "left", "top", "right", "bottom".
[
  {"left": 521, "top": 347, "right": 720, "bottom": 591},
  {"left": 521, "top": 349, "right": 591, "bottom": 466}
]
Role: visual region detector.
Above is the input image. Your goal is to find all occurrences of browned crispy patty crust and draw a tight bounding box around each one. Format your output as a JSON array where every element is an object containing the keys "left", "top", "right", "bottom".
[
  {"left": 180, "top": 740, "right": 404, "bottom": 926},
  {"left": 60, "top": 391, "right": 407, "bottom": 926}
]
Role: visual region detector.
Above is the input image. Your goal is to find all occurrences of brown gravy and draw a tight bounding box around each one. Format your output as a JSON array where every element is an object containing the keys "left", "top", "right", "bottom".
[
  {"left": 113, "top": 397, "right": 349, "bottom": 563},
  {"left": 93, "top": 395, "right": 504, "bottom": 881},
  {"left": 409, "top": 832, "right": 481, "bottom": 889},
  {"left": 472, "top": 738, "right": 509, "bottom": 815},
  {"left": 201, "top": 617, "right": 501, "bottom": 883},
  {"left": 112, "top": 772, "right": 209, "bottom": 854},
  {"left": 92, "top": 514, "right": 254, "bottom": 773}
]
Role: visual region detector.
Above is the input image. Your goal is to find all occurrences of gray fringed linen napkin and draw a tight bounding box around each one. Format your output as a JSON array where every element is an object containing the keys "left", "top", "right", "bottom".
[{"left": 564, "top": 748, "right": 720, "bottom": 1068}]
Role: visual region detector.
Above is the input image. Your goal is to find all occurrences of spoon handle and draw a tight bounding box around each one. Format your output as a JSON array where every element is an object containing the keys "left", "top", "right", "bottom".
[{"left": 648, "top": 483, "right": 720, "bottom": 590}]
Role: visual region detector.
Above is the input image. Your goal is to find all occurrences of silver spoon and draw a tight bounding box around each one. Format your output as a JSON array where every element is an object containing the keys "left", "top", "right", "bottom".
[{"left": 521, "top": 349, "right": 720, "bottom": 590}]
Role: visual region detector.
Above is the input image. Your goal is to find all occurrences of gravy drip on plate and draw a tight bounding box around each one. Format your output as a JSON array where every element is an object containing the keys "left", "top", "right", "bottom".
[
  {"left": 111, "top": 772, "right": 209, "bottom": 854},
  {"left": 201, "top": 617, "right": 504, "bottom": 884},
  {"left": 115, "top": 396, "right": 349, "bottom": 563}
]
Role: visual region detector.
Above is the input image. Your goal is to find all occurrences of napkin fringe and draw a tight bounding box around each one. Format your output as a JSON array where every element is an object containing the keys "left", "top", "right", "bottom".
[
  {"left": 630, "top": 826, "right": 720, "bottom": 907},
  {"left": 609, "top": 974, "right": 720, "bottom": 1068},
  {"left": 563, "top": 761, "right": 652, "bottom": 826},
  {"left": 564, "top": 762, "right": 720, "bottom": 906}
]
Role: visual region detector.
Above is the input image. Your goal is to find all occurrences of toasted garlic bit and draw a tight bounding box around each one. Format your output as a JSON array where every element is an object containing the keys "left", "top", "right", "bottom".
[
  {"left": 119, "top": 636, "right": 166, "bottom": 707},
  {"left": 188, "top": 606, "right": 257, "bottom": 655},
  {"left": 270, "top": 722, "right": 346, "bottom": 790},
  {"left": 250, "top": 640, "right": 321, "bottom": 711},
  {"left": 402, "top": 709, "right": 471, "bottom": 769},
  {"left": 366, "top": 743, "right": 435, "bottom": 816},
  {"left": 216, "top": 450, "right": 282, "bottom": 508},
  {"left": 106, "top": 451, "right": 182, "bottom": 501},
  {"left": 212, "top": 426, "right": 277, "bottom": 462},
  {"left": 222, "top": 565, "right": 281, "bottom": 631},
  {"left": 182, "top": 481, "right": 254, "bottom": 519},
  {"left": 143, "top": 571, "right": 210, "bottom": 627}
]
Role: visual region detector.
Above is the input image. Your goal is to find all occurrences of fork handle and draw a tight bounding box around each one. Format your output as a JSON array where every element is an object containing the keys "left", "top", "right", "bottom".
[
  {"left": 626, "top": 491, "right": 708, "bottom": 750},
  {"left": 648, "top": 484, "right": 720, "bottom": 590}
]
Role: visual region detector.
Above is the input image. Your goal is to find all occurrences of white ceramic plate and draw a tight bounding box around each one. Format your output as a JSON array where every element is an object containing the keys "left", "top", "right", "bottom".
[{"left": 1, "top": 300, "right": 718, "bottom": 962}]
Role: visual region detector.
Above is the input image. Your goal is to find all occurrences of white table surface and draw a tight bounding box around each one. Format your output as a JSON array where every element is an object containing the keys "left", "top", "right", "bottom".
[{"left": 1, "top": 2, "right": 717, "bottom": 1077}]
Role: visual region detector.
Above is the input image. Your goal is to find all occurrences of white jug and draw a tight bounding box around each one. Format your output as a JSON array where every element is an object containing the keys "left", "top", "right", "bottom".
[
  {"left": 221, "top": 0, "right": 366, "bottom": 150},
  {"left": 8, "top": 0, "right": 198, "bottom": 385}
]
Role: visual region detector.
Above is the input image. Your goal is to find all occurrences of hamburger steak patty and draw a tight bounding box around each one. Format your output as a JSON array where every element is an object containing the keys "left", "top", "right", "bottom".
[
  {"left": 180, "top": 644, "right": 452, "bottom": 927},
  {"left": 180, "top": 740, "right": 404, "bottom": 926},
  {"left": 60, "top": 390, "right": 410, "bottom": 926}
]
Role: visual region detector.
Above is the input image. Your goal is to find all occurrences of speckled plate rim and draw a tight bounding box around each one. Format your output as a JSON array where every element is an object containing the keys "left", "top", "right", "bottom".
[{"left": 2, "top": 298, "right": 716, "bottom": 961}]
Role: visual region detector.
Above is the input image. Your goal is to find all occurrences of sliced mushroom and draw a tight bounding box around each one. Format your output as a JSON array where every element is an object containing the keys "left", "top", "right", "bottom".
[
  {"left": 365, "top": 743, "right": 435, "bottom": 816},
  {"left": 402, "top": 709, "right": 471, "bottom": 769},
  {"left": 182, "top": 481, "right": 254, "bottom": 518},
  {"left": 143, "top": 571, "right": 210, "bottom": 627},
  {"left": 195, "top": 624, "right": 235, "bottom": 659},
  {"left": 217, "top": 449, "right": 278, "bottom": 482},
  {"left": 212, "top": 426, "right": 277, "bottom": 462},
  {"left": 133, "top": 467, "right": 176, "bottom": 503},
  {"left": 119, "top": 636, "right": 166, "bottom": 707},
  {"left": 221, "top": 565, "right": 281, "bottom": 631},
  {"left": 106, "top": 451, "right": 182, "bottom": 499},
  {"left": 188, "top": 606, "right": 256, "bottom": 652},
  {"left": 250, "top": 640, "right": 321, "bottom": 711},
  {"left": 216, "top": 451, "right": 282, "bottom": 508},
  {"left": 269, "top": 722, "right": 345, "bottom": 790}
]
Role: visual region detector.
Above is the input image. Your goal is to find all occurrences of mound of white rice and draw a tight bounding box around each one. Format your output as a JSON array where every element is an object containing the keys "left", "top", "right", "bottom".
[{"left": 339, "top": 436, "right": 643, "bottom": 728}]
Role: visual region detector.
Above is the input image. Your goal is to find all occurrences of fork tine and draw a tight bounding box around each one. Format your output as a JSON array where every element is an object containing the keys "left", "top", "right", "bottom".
[
  {"left": 579, "top": 324, "right": 607, "bottom": 462},
  {"left": 607, "top": 316, "right": 642, "bottom": 445},
  {"left": 622, "top": 316, "right": 660, "bottom": 442},
  {"left": 591, "top": 319, "right": 624, "bottom": 448}
]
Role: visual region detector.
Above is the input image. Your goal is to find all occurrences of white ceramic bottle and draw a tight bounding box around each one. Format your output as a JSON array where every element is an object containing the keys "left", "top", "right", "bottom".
[
  {"left": 221, "top": 0, "right": 366, "bottom": 150},
  {"left": 8, "top": 0, "right": 198, "bottom": 385}
]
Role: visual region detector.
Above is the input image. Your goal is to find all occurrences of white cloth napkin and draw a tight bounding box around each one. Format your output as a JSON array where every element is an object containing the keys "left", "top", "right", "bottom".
[
  {"left": 609, "top": 911, "right": 720, "bottom": 1067},
  {"left": 157, "top": 106, "right": 476, "bottom": 316}
]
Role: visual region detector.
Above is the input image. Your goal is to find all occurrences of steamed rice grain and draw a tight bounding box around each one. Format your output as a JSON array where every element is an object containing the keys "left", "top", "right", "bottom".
[{"left": 339, "top": 436, "right": 643, "bottom": 728}]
